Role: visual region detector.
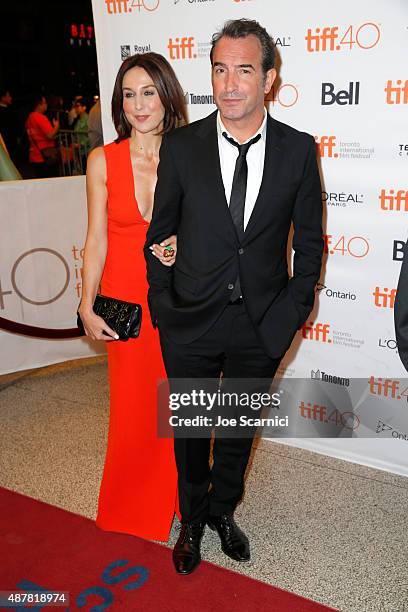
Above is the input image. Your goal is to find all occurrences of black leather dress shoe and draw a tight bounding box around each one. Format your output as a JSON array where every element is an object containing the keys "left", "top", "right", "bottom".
[
  {"left": 207, "top": 514, "right": 250, "bottom": 562},
  {"left": 172, "top": 521, "right": 206, "bottom": 575}
]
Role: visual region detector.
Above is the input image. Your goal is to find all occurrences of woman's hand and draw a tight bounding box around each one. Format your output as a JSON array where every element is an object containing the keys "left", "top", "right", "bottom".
[
  {"left": 78, "top": 306, "right": 119, "bottom": 341},
  {"left": 149, "top": 235, "right": 177, "bottom": 267}
]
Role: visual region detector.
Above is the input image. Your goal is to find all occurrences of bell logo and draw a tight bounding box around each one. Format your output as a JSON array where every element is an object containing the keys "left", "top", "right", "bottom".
[
  {"left": 321, "top": 82, "right": 360, "bottom": 105},
  {"left": 315, "top": 136, "right": 338, "bottom": 158},
  {"left": 168, "top": 37, "right": 196, "bottom": 60},
  {"left": 301, "top": 322, "right": 331, "bottom": 343},
  {"left": 379, "top": 189, "right": 408, "bottom": 212},
  {"left": 373, "top": 287, "right": 396, "bottom": 308},
  {"left": 385, "top": 80, "right": 408, "bottom": 105},
  {"left": 393, "top": 240, "right": 405, "bottom": 261}
]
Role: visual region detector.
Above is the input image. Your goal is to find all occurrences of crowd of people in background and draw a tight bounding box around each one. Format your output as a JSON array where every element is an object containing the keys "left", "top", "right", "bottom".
[{"left": 0, "top": 87, "right": 103, "bottom": 180}]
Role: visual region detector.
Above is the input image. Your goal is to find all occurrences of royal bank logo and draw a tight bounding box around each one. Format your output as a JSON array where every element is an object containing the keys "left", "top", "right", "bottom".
[{"left": 121, "top": 43, "right": 152, "bottom": 60}]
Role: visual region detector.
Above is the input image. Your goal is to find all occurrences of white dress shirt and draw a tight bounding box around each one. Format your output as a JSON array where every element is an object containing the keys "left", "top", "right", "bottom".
[{"left": 217, "top": 110, "right": 267, "bottom": 230}]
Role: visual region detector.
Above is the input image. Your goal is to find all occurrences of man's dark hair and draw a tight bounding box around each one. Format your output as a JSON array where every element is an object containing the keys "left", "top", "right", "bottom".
[
  {"left": 0, "top": 87, "right": 10, "bottom": 99},
  {"left": 210, "top": 18, "right": 275, "bottom": 75}
]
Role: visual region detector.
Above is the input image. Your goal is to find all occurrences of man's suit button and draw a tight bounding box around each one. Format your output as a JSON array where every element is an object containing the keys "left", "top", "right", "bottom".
[
  {"left": 228, "top": 283, "right": 234, "bottom": 290},
  {"left": 238, "top": 248, "right": 244, "bottom": 255}
]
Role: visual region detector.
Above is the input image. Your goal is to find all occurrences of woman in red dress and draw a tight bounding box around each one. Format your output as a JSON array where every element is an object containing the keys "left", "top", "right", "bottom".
[{"left": 79, "top": 54, "right": 187, "bottom": 541}]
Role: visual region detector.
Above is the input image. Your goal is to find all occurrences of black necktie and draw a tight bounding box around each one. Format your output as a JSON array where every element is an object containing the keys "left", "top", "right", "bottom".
[{"left": 222, "top": 131, "right": 261, "bottom": 301}]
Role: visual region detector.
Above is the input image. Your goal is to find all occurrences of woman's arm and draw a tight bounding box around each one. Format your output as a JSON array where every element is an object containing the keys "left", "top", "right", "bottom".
[{"left": 78, "top": 147, "right": 118, "bottom": 341}]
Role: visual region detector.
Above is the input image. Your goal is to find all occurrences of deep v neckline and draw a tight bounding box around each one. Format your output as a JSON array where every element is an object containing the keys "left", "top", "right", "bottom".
[{"left": 126, "top": 138, "right": 150, "bottom": 225}]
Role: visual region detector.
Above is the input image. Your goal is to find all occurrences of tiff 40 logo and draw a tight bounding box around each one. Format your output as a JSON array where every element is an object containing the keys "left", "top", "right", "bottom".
[
  {"left": 305, "top": 22, "right": 380, "bottom": 52},
  {"left": 324, "top": 234, "right": 370, "bottom": 258},
  {"left": 105, "top": 0, "right": 159, "bottom": 14}
]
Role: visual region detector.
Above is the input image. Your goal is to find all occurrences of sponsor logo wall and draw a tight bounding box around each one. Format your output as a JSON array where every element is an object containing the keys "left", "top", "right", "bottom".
[{"left": 90, "top": 0, "right": 407, "bottom": 400}]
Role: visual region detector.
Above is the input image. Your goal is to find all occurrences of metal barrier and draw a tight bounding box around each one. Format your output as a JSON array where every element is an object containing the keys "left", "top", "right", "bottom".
[{"left": 57, "top": 130, "right": 89, "bottom": 176}]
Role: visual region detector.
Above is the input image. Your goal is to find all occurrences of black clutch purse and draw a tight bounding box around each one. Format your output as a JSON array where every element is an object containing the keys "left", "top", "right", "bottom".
[{"left": 77, "top": 294, "right": 142, "bottom": 341}]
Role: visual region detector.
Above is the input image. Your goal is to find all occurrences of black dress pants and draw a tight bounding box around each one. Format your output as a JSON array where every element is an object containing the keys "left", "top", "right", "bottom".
[{"left": 159, "top": 301, "right": 282, "bottom": 523}]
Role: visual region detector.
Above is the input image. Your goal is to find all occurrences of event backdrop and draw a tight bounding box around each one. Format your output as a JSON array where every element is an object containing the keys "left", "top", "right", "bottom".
[
  {"left": 89, "top": 0, "right": 408, "bottom": 471},
  {"left": 1, "top": 1, "right": 407, "bottom": 474}
]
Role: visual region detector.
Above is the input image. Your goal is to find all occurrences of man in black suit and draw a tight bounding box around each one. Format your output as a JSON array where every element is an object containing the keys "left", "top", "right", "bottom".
[{"left": 145, "top": 19, "right": 323, "bottom": 574}]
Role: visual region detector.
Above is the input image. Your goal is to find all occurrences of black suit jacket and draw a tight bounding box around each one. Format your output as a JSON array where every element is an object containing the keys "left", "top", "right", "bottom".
[
  {"left": 395, "top": 241, "right": 408, "bottom": 372},
  {"left": 144, "top": 111, "right": 323, "bottom": 358}
]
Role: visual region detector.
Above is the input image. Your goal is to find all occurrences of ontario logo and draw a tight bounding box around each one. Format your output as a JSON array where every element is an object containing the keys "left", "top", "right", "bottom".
[
  {"left": 305, "top": 22, "right": 380, "bottom": 52},
  {"left": 316, "top": 283, "right": 357, "bottom": 302},
  {"left": 376, "top": 420, "right": 408, "bottom": 440},
  {"left": 105, "top": 0, "right": 160, "bottom": 14}
]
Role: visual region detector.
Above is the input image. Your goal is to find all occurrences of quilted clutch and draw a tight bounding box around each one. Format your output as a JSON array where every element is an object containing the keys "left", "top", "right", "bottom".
[{"left": 77, "top": 294, "right": 142, "bottom": 341}]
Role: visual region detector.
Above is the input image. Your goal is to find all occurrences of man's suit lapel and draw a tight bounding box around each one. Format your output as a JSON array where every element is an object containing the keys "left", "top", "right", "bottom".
[{"left": 243, "top": 114, "right": 285, "bottom": 243}]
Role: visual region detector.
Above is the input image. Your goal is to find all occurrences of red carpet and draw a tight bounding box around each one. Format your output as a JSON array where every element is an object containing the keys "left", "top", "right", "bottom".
[{"left": 0, "top": 487, "right": 336, "bottom": 611}]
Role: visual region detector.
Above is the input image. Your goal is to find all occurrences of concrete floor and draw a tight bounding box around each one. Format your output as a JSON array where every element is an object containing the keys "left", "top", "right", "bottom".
[{"left": 1, "top": 357, "right": 408, "bottom": 611}]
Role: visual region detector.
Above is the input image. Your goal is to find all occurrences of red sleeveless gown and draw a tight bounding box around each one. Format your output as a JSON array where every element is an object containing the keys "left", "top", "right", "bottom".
[{"left": 96, "top": 138, "right": 177, "bottom": 541}]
